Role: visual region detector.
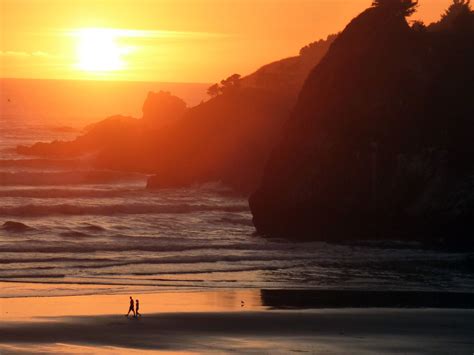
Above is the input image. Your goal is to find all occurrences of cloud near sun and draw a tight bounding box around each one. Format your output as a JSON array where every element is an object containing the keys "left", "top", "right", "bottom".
[
  {"left": 1, "top": 27, "right": 227, "bottom": 81},
  {"left": 68, "top": 28, "right": 226, "bottom": 73},
  {"left": 0, "top": 51, "right": 53, "bottom": 57}
]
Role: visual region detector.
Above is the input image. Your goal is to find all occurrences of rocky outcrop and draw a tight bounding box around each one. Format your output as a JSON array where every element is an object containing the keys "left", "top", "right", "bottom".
[
  {"left": 146, "top": 87, "right": 293, "bottom": 193},
  {"left": 250, "top": 4, "right": 474, "bottom": 248},
  {"left": 142, "top": 91, "right": 187, "bottom": 129},
  {"left": 17, "top": 115, "right": 139, "bottom": 158}
]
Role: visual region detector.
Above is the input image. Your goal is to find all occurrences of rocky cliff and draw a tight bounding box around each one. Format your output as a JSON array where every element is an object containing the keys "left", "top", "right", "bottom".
[{"left": 249, "top": 3, "right": 474, "bottom": 248}]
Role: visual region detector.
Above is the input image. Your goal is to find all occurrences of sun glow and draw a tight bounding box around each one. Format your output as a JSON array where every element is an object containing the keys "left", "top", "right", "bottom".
[{"left": 75, "top": 28, "right": 127, "bottom": 72}]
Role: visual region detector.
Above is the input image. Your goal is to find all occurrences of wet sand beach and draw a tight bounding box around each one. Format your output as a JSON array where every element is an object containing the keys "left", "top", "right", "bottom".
[{"left": 1, "top": 288, "right": 474, "bottom": 354}]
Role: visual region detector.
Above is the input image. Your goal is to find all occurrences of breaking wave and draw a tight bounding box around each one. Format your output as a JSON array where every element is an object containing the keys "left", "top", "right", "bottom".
[
  {"left": 0, "top": 202, "right": 249, "bottom": 217},
  {"left": 0, "top": 158, "right": 85, "bottom": 169},
  {"left": 0, "top": 170, "right": 146, "bottom": 186},
  {"left": 1, "top": 221, "right": 33, "bottom": 232},
  {"left": 0, "top": 188, "right": 141, "bottom": 198}
]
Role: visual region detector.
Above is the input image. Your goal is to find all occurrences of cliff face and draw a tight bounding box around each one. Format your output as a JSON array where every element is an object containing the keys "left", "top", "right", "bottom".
[{"left": 249, "top": 6, "right": 474, "bottom": 248}]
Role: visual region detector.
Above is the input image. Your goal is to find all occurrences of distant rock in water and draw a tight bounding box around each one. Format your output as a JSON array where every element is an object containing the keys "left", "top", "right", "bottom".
[
  {"left": 17, "top": 115, "right": 139, "bottom": 158},
  {"left": 250, "top": 3, "right": 474, "bottom": 249},
  {"left": 2, "top": 221, "right": 32, "bottom": 232}
]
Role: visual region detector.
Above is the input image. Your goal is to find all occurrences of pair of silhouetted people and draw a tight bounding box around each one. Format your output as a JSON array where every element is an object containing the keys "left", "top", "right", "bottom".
[{"left": 126, "top": 296, "right": 141, "bottom": 318}]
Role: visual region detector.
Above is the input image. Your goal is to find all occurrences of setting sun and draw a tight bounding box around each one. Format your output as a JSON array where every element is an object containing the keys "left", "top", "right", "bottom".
[
  {"left": 1, "top": 0, "right": 453, "bottom": 82},
  {"left": 75, "top": 28, "right": 126, "bottom": 72}
]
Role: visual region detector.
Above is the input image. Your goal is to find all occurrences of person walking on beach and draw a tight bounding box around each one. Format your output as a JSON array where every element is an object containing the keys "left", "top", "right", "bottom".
[
  {"left": 126, "top": 296, "right": 135, "bottom": 317},
  {"left": 135, "top": 299, "right": 141, "bottom": 318}
]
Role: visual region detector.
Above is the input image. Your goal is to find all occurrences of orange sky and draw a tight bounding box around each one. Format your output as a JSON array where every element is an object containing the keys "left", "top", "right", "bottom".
[{"left": 1, "top": 0, "right": 453, "bottom": 83}]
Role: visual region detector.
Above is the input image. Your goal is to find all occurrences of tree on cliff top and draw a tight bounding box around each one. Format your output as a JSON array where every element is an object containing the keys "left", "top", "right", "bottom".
[
  {"left": 207, "top": 84, "right": 220, "bottom": 98},
  {"left": 220, "top": 74, "right": 241, "bottom": 93},
  {"left": 428, "top": 0, "right": 474, "bottom": 31},
  {"left": 207, "top": 74, "right": 241, "bottom": 97},
  {"left": 372, "top": 0, "right": 419, "bottom": 17},
  {"left": 441, "top": 0, "right": 473, "bottom": 25}
]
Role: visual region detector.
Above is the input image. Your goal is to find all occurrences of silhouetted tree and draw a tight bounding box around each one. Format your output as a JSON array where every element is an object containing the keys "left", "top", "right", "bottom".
[
  {"left": 207, "top": 74, "right": 241, "bottom": 97},
  {"left": 372, "top": 0, "right": 419, "bottom": 17},
  {"left": 427, "top": 0, "right": 473, "bottom": 31},
  {"left": 441, "top": 0, "right": 473, "bottom": 26},
  {"left": 207, "top": 83, "right": 220, "bottom": 97},
  {"left": 443, "top": 0, "right": 472, "bottom": 16},
  {"left": 411, "top": 20, "right": 426, "bottom": 32},
  {"left": 207, "top": 74, "right": 242, "bottom": 97},
  {"left": 220, "top": 74, "right": 241, "bottom": 92},
  {"left": 299, "top": 34, "right": 338, "bottom": 56}
]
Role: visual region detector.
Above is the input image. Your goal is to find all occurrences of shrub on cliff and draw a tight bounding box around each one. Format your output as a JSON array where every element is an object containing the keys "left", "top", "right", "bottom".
[{"left": 372, "top": 0, "right": 418, "bottom": 16}]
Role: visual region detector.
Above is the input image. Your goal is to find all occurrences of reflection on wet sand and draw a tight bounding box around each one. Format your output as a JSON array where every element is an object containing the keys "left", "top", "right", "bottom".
[{"left": 0, "top": 288, "right": 263, "bottom": 321}]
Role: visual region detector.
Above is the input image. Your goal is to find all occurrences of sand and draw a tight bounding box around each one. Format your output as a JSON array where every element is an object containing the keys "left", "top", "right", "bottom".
[{"left": 1, "top": 287, "right": 474, "bottom": 354}]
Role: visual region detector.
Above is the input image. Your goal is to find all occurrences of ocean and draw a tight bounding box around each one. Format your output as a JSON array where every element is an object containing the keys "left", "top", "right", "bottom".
[{"left": 1, "top": 79, "right": 473, "bottom": 298}]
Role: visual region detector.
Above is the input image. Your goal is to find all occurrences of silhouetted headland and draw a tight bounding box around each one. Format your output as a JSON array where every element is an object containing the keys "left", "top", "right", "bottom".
[
  {"left": 16, "top": 37, "right": 335, "bottom": 194},
  {"left": 250, "top": 1, "right": 474, "bottom": 249}
]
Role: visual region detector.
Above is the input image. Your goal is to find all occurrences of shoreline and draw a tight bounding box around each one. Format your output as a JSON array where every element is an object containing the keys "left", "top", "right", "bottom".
[
  {"left": 2, "top": 285, "right": 474, "bottom": 320},
  {"left": 1, "top": 287, "right": 474, "bottom": 353},
  {"left": 2, "top": 283, "right": 474, "bottom": 318}
]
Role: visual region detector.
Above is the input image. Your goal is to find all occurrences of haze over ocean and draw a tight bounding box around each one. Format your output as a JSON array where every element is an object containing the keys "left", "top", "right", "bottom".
[{"left": 0, "top": 78, "right": 210, "bottom": 127}]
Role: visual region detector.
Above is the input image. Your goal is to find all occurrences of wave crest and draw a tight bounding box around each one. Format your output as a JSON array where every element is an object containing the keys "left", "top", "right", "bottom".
[
  {"left": 0, "top": 203, "right": 249, "bottom": 217},
  {"left": 1, "top": 220, "right": 33, "bottom": 232},
  {"left": 0, "top": 170, "right": 146, "bottom": 186}
]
